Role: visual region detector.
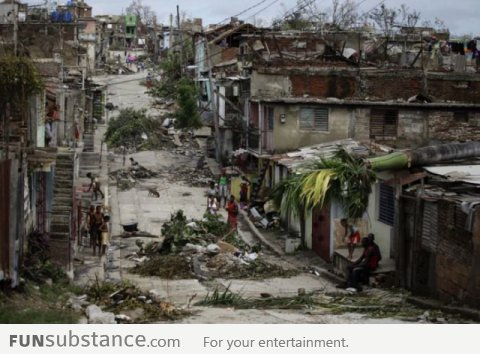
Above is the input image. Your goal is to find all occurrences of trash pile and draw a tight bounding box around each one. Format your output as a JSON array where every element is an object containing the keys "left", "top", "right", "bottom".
[
  {"left": 166, "top": 165, "right": 214, "bottom": 187},
  {"left": 69, "top": 278, "right": 191, "bottom": 323},
  {"left": 129, "top": 210, "right": 298, "bottom": 280}
]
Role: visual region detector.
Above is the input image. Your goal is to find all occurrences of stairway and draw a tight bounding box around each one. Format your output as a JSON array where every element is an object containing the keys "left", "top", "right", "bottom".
[
  {"left": 50, "top": 151, "right": 76, "bottom": 275},
  {"left": 251, "top": 160, "right": 269, "bottom": 201}
]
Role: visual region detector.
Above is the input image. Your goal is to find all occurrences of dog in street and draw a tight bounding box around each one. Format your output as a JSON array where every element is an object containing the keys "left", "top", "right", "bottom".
[{"left": 148, "top": 187, "right": 160, "bottom": 197}]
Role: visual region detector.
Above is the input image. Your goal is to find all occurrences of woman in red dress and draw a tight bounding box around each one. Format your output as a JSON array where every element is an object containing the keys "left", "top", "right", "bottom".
[{"left": 225, "top": 195, "right": 239, "bottom": 230}]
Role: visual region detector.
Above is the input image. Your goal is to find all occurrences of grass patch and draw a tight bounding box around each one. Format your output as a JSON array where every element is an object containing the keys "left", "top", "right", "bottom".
[
  {"left": 0, "top": 282, "right": 80, "bottom": 324},
  {"left": 0, "top": 305, "right": 78, "bottom": 324},
  {"left": 197, "top": 285, "right": 315, "bottom": 310},
  {"left": 197, "top": 284, "right": 244, "bottom": 307}
]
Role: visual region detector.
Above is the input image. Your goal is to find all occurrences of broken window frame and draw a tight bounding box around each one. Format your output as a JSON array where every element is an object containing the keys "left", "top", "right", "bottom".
[{"left": 299, "top": 107, "right": 329, "bottom": 132}]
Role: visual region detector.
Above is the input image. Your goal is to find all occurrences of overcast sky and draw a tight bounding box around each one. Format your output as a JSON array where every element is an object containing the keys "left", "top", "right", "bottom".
[{"left": 89, "top": 0, "right": 478, "bottom": 36}]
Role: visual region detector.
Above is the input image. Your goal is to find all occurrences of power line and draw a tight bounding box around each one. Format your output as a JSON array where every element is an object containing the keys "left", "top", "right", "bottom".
[
  {"left": 218, "top": 0, "right": 270, "bottom": 24},
  {"left": 244, "top": 0, "right": 282, "bottom": 21}
]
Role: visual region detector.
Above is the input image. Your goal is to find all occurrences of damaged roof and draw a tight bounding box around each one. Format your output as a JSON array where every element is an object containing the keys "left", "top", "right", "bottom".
[
  {"left": 424, "top": 165, "right": 480, "bottom": 185},
  {"left": 271, "top": 139, "right": 372, "bottom": 171}
]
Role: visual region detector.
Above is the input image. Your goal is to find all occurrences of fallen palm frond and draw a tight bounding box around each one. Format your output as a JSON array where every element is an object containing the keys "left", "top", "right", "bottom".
[{"left": 300, "top": 169, "right": 335, "bottom": 209}]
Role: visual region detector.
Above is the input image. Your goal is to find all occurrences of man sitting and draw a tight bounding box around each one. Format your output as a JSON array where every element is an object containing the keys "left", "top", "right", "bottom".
[{"left": 338, "top": 236, "right": 381, "bottom": 292}]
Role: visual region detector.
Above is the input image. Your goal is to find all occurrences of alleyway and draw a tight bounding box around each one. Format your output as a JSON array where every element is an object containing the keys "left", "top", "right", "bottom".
[{"left": 71, "top": 73, "right": 467, "bottom": 324}]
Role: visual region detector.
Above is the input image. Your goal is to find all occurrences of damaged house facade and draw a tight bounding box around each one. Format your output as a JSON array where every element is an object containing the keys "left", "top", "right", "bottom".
[
  {"left": 196, "top": 25, "right": 480, "bottom": 306},
  {"left": 0, "top": 0, "right": 103, "bottom": 283}
]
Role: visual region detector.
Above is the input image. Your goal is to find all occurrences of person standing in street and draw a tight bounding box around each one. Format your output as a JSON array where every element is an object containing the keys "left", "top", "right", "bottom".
[
  {"left": 226, "top": 195, "right": 239, "bottom": 230},
  {"left": 92, "top": 205, "right": 104, "bottom": 256},
  {"left": 218, "top": 171, "right": 229, "bottom": 208},
  {"left": 87, "top": 172, "right": 104, "bottom": 201}
]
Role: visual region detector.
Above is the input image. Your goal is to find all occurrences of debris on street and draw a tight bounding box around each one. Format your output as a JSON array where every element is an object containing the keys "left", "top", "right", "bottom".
[
  {"left": 83, "top": 277, "right": 191, "bottom": 322},
  {"left": 128, "top": 210, "right": 298, "bottom": 280}
]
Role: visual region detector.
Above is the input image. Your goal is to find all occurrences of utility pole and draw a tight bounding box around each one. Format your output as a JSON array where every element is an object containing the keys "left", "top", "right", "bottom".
[
  {"left": 13, "top": 5, "right": 18, "bottom": 56},
  {"left": 176, "top": 5, "right": 183, "bottom": 73},
  {"left": 203, "top": 34, "right": 221, "bottom": 162}
]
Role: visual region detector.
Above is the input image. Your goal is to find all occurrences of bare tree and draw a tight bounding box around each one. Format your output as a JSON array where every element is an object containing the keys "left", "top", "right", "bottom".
[
  {"left": 272, "top": 0, "right": 360, "bottom": 31},
  {"left": 331, "top": 0, "right": 359, "bottom": 30},
  {"left": 367, "top": 3, "right": 398, "bottom": 36},
  {"left": 126, "top": 0, "right": 157, "bottom": 26},
  {"left": 399, "top": 4, "right": 420, "bottom": 28}
]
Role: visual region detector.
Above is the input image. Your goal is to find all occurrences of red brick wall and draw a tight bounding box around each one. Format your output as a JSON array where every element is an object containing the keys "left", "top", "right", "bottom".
[
  {"left": 290, "top": 73, "right": 356, "bottom": 98},
  {"left": 362, "top": 73, "right": 423, "bottom": 100},
  {"left": 222, "top": 47, "right": 239, "bottom": 62},
  {"left": 427, "top": 79, "right": 480, "bottom": 103}
]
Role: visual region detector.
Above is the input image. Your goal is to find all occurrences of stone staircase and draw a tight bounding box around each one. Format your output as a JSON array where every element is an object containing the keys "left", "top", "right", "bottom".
[
  {"left": 50, "top": 151, "right": 76, "bottom": 276},
  {"left": 83, "top": 133, "right": 94, "bottom": 152}
]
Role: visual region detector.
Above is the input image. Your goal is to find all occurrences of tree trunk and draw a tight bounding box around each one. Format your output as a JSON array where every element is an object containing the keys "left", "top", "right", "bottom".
[{"left": 368, "top": 142, "right": 480, "bottom": 171}]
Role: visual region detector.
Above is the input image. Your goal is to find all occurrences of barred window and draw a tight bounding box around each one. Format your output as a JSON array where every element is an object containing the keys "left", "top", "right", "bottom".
[
  {"left": 299, "top": 107, "right": 329, "bottom": 131},
  {"left": 378, "top": 181, "right": 395, "bottom": 226}
]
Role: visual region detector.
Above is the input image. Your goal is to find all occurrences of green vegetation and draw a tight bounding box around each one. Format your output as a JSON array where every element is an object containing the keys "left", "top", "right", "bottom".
[
  {"left": 197, "top": 287, "right": 314, "bottom": 309},
  {"left": 0, "top": 56, "right": 43, "bottom": 105},
  {"left": 130, "top": 254, "right": 195, "bottom": 279},
  {"left": 0, "top": 281, "right": 81, "bottom": 324},
  {"left": 104, "top": 108, "right": 156, "bottom": 149},
  {"left": 174, "top": 77, "right": 202, "bottom": 129}
]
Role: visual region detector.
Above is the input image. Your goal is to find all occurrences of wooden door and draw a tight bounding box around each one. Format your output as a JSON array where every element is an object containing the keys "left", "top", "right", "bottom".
[{"left": 312, "top": 205, "right": 331, "bottom": 262}]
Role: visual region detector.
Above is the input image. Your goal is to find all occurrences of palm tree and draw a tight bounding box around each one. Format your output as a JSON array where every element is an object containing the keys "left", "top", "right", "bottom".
[{"left": 271, "top": 148, "right": 376, "bottom": 246}]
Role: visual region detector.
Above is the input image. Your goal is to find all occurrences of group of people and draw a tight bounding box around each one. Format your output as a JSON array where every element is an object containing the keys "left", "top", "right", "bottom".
[
  {"left": 85, "top": 205, "right": 110, "bottom": 256},
  {"left": 84, "top": 173, "right": 110, "bottom": 256}
]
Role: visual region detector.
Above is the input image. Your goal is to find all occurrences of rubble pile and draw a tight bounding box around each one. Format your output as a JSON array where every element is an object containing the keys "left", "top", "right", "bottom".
[
  {"left": 129, "top": 210, "right": 297, "bottom": 280},
  {"left": 166, "top": 165, "right": 214, "bottom": 187},
  {"left": 104, "top": 60, "right": 136, "bottom": 75},
  {"left": 109, "top": 166, "right": 159, "bottom": 191},
  {"left": 79, "top": 279, "right": 191, "bottom": 322}
]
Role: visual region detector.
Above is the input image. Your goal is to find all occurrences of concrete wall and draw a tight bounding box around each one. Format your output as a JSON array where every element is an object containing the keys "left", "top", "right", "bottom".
[
  {"left": 266, "top": 105, "right": 351, "bottom": 153},
  {"left": 251, "top": 71, "right": 291, "bottom": 97}
]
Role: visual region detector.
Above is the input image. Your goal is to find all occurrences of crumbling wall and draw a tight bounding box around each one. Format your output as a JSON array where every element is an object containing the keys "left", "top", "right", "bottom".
[
  {"left": 251, "top": 71, "right": 291, "bottom": 97},
  {"left": 290, "top": 71, "right": 356, "bottom": 98},
  {"left": 427, "top": 76, "right": 480, "bottom": 103},
  {"left": 361, "top": 71, "right": 423, "bottom": 100},
  {"left": 434, "top": 201, "right": 479, "bottom": 308},
  {"left": 428, "top": 111, "right": 480, "bottom": 142},
  {"left": 396, "top": 110, "right": 427, "bottom": 147}
]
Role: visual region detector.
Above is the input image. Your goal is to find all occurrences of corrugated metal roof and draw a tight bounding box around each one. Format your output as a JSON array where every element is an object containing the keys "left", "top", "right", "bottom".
[
  {"left": 424, "top": 165, "right": 480, "bottom": 185},
  {"left": 273, "top": 139, "right": 370, "bottom": 171}
]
